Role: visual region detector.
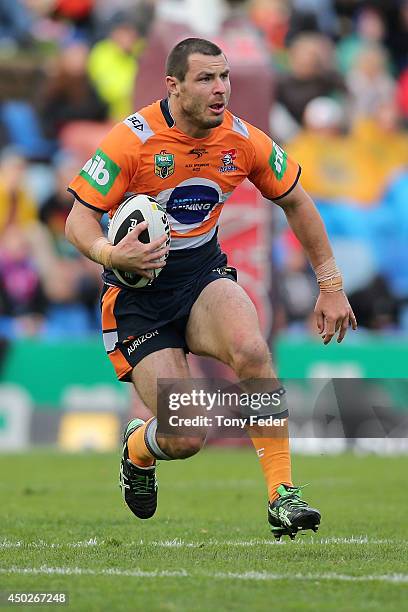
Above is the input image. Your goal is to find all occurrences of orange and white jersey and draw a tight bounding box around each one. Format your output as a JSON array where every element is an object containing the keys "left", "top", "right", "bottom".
[{"left": 68, "top": 99, "right": 301, "bottom": 250}]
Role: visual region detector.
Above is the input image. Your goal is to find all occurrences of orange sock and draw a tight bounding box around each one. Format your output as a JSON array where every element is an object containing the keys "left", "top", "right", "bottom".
[
  {"left": 248, "top": 420, "right": 293, "bottom": 502},
  {"left": 127, "top": 418, "right": 156, "bottom": 467}
]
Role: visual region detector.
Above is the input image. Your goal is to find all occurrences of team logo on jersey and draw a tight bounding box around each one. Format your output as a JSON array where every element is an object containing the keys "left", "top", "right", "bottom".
[
  {"left": 269, "top": 142, "right": 287, "bottom": 180},
  {"left": 155, "top": 150, "right": 175, "bottom": 179},
  {"left": 219, "top": 149, "right": 238, "bottom": 173},
  {"left": 80, "top": 149, "right": 121, "bottom": 195}
]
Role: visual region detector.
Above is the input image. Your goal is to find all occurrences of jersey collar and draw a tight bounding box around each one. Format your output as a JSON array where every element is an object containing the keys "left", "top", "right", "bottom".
[{"left": 160, "top": 98, "right": 175, "bottom": 128}]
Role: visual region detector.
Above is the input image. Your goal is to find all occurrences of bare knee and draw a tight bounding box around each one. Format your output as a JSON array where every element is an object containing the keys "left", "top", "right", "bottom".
[
  {"left": 229, "top": 336, "right": 270, "bottom": 378},
  {"left": 161, "top": 435, "right": 206, "bottom": 459}
]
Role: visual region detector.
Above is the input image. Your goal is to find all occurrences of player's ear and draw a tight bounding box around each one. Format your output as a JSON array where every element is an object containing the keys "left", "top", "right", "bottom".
[{"left": 166, "top": 76, "right": 180, "bottom": 97}]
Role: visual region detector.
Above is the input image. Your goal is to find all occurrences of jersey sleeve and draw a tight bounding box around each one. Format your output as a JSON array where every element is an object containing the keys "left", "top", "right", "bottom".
[
  {"left": 246, "top": 123, "right": 301, "bottom": 202},
  {"left": 67, "top": 122, "right": 140, "bottom": 213}
]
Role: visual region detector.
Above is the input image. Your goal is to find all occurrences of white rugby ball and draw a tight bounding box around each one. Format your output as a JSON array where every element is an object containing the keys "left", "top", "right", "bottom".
[{"left": 108, "top": 194, "right": 171, "bottom": 288}]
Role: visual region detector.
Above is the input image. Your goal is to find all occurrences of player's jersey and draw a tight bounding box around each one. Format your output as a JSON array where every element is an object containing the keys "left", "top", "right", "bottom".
[{"left": 68, "top": 98, "right": 301, "bottom": 250}]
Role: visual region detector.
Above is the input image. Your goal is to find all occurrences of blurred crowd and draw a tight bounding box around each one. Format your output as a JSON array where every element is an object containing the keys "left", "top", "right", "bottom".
[{"left": 0, "top": 0, "right": 407, "bottom": 340}]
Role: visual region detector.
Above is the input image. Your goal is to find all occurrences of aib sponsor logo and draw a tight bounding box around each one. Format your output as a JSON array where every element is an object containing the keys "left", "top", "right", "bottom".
[
  {"left": 269, "top": 142, "right": 287, "bottom": 180},
  {"left": 80, "top": 149, "right": 121, "bottom": 195}
]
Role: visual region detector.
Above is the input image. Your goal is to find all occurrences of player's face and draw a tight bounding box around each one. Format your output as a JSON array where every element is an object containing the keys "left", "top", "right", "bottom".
[{"left": 178, "top": 53, "right": 231, "bottom": 130}]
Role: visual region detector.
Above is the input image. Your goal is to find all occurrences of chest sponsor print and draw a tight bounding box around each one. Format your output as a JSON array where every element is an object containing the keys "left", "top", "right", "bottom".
[
  {"left": 166, "top": 185, "right": 219, "bottom": 224},
  {"left": 155, "top": 179, "right": 225, "bottom": 225}
]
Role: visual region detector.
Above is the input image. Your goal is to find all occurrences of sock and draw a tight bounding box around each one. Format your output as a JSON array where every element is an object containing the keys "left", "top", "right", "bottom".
[
  {"left": 127, "top": 418, "right": 156, "bottom": 467},
  {"left": 248, "top": 419, "right": 293, "bottom": 503}
]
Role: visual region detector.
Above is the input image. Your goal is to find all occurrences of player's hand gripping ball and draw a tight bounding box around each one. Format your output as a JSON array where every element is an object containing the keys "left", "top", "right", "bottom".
[{"left": 108, "top": 194, "right": 171, "bottom": 288}]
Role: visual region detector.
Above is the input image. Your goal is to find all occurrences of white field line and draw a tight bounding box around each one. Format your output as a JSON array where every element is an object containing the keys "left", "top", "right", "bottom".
[
  {"left": 0, "top": 566, "right": 187, "bottom": 578},
  {"left": 213, "top": 571, "right": 408, "bottom": 584},
  {"left": 0, "top": 538, "right": 100, "bottom": 549},
  {"left": 1, "top": 536, "right": 406, "bottom": 549},
  {"left": 0, "top": 566, "right": 407, "bottom": 584},
  {"left": 148, "top": 536, "right": 406, "bottom": 547}
]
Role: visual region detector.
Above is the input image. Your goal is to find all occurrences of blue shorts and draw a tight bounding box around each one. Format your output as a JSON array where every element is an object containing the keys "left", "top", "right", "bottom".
[{"left": 100, "top": 235, "right": 237, "bottom": 381}]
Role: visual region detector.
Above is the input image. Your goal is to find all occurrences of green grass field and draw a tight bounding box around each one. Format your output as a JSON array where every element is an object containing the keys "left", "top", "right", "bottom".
[{"left": 0, "top": 449, "right": 407, "bottom": 611}]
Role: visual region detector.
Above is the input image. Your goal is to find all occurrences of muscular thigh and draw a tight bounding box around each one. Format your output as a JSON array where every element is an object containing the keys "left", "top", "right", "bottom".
[
  {"left": 131, "top": 348, "right": 190, "bottom": 414},
  {"left": 186, "top": 279, "right": 266, "bottom": 365}
]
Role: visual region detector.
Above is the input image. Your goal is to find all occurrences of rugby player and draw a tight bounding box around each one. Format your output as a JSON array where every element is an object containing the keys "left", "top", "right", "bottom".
[{"left": 66, "top": 38, "right": 357, "bottom": 539}]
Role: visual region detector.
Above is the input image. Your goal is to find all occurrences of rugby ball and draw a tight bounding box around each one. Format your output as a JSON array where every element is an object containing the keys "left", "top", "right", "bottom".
[{"left": 108, "top": 194, "right": 171, "bottom": 288}]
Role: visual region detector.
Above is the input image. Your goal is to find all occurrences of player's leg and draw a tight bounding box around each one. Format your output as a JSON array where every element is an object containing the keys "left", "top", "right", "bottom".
[
  {"left": 186, "top": 278, "right": 291, "bottom": 496},
  {"left": 186, "top": 278, "right": 273, "bottom": 378},
  {"left": 101, "top": 283, "right": 207, "bottom": 519},
  {"left": 129, "top": 347, "right": 207, "bottom": 461},
  {"left": 119, "top": 346, "right": 206, "bottom": 520},
  {"left": 186, "top": 278, "right": 320, "bottom": 538}
]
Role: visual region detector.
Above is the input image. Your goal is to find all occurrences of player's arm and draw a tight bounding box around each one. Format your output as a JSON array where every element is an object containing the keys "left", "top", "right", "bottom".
[
  {"left": 65, "top": 200, "right": 168, "bottom": 279},
  {"left": 65, "top": 121, "right": 168, "bottom": 278},
  {"left": 245, "top": 124, "right": 356, "bottom": 343},
  {"left": 276, "top": 182, "right": 357, "bottom": 344}
]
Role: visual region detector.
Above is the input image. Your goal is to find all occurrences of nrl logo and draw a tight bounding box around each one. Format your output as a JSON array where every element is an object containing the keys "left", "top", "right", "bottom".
[{"left": 154, "top": 150, "right": 175, "bottom": 179}]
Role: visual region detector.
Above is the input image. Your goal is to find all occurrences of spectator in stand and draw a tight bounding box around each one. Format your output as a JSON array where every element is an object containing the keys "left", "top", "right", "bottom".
[
  {"left": 385, "top": 0, "right": 408, "bottom": 72},
  {"left": 88, "top": 15, "right": 144, "bottom": 121},
  {"left": 93, "top": 0, "right": 156, "bottom": 38},
  {"left": 271, "top": 33, "right": 347, "bottom": 142},
  {"left": 276, "top": 228, "right": 316, "bottom": 329},
  {"left": 346, "top": 43, "right": 396, "bottom": 120},
  {"left": 286, "top": 97, "right": 381, "bottom": 204},
  {"left": 397, "top": 68, "right": 408, "bottom": 121},
  {"left": 0, "top": 148, "right": 38, "bottom": 234},
  {"left": 0, "top": 0, "right": 34, "bottom": 50},
  {"left": 41, "top": 255, "right": 102, "bottom": 337},
  {"left": 53, "top": 0, "right": 94, "bottom": 40},
  {"left": 250, "top": 0, "right": 290, "bottom": 55},
  {"left": 38, "top": 152, "right": 102, "bottom": 334},
  {"left": 0, "top": 225, "right": 47, "bottom": 338},
  {"left": 347, "top": 275, "right": 399, "bottom": 331},
  {"left": 0, "top": 147, "right": 99, "bottom": 337},
  {"left": 352, "top": 99, "right": 408, "bottom": 181},
  {"left": 336, "top": 4, "right": 388, "bottom": 75},
  {"left": 38, "top": 40, "right": 108, "bottom": 142},
  {"left": 291, "top": 0, "right": 338, "bottom": 37}
]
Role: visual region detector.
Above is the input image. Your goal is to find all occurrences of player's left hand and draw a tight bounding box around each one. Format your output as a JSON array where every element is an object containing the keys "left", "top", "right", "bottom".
[{"left": 314, "top": 291, "right": 357, "bottom": 345}]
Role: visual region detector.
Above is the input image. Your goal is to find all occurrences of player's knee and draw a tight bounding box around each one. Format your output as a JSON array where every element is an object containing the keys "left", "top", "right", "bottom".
[
  {"left": 167, "top": 435, "right": 205, "bottom": 459},
  {"left": 230, "top": 336, "right": 269, "bottom": 377}
]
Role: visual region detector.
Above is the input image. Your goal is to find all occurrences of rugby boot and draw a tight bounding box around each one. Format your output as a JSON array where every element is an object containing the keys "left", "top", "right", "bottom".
[
  {"left": 119, "top": 418, "right": 158, "bottom": 519},
  {"left": 268, "top": 484, "right": 321, "bottom": 541}
]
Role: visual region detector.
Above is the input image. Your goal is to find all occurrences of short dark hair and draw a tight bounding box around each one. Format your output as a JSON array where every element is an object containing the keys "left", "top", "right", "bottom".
[{"left": 166, "top": 38, "right": 224, "bottom": 82}]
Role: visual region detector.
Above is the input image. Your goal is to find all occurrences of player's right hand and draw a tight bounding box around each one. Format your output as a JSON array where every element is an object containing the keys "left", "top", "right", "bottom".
[{"left": 110, "top": 221, "right": 169, "bottom": 279}]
